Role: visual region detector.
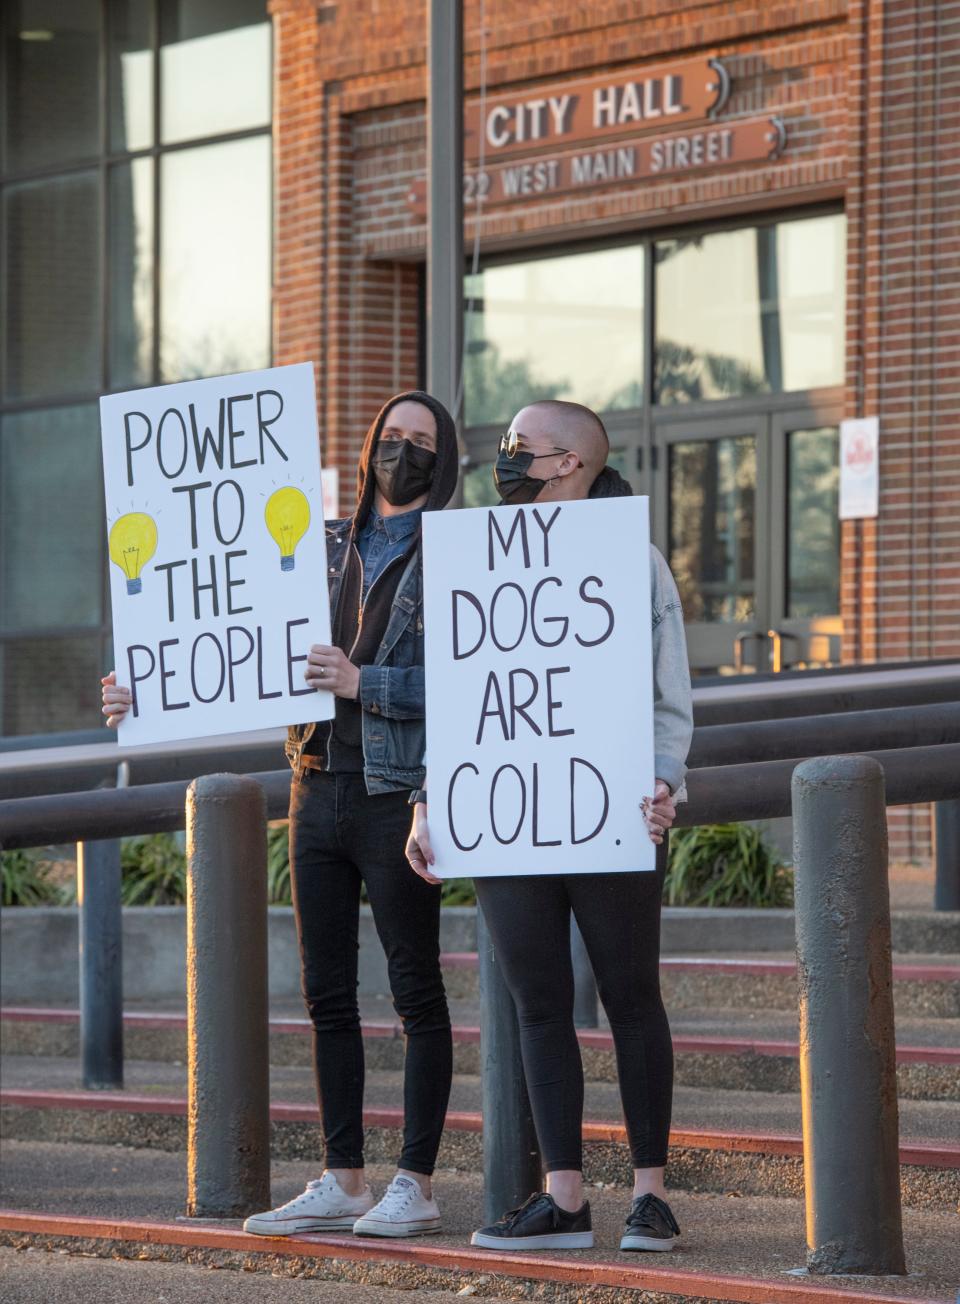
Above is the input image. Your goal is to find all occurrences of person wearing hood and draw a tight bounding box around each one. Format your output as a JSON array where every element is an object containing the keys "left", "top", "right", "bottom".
[
  {"left": 406, "top": 399, "right": 693, "bottom": 1256},
  {"left": 102, "top": 392, "right": 460, "bottom": 1240}
]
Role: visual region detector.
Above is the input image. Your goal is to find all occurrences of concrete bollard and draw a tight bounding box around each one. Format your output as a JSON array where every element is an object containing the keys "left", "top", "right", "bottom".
[
  {"left": 792, "top": 755, "right": 905, "bottom": 1275},
  {"left": 77, "top": 837, "right": 124, "bottom": 1089},
  {"left": 571, "top": 917, "right": 599, "bottom": 1028},
  {"left": 477, "top": 906, "right": 542, "bottom": 1224},
  {"left": 185, "top": 773, "right": 271, "bottom": 1218}
]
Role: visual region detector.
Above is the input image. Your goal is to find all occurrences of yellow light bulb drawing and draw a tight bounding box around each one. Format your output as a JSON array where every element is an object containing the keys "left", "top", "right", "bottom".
[
  {"left": 265, "top": 487, "right": 311, "bottom": 571},
  {"left": 109, "top": 512, "right": 158, "bottom": 595}
]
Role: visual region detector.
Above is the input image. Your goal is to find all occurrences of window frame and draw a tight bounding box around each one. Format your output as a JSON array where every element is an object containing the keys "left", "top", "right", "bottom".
[{"left": 0, "top": 0, "right": 273, "bottom": 730}]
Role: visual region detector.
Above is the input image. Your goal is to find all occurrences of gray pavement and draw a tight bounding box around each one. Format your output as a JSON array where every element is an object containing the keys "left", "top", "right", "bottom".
[
  {"left": 0, "top": 1246, "right": 517, "bottom": 1303},
  {"left": 1, "top": 1141, "right": 957, "bottom": 1300}
]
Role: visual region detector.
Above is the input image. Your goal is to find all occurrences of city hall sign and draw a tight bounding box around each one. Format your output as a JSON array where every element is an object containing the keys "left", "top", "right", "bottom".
[{"left": 406, "top": 56, "right": 786, "bottom": 214}]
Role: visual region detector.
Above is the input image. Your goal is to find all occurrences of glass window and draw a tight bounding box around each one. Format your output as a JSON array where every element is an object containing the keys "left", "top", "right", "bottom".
[
  {"left": 3, "top": 173, "right": 101, "bottom": 400},
  {"left": 160, "top": 136, "right": 271, "bottom": 381},
  {"left": 787, "top": 427, "right": 840, "bottom": 618},
  {"left": 655, "top": 214, "right": 846, "bottom": 403},
  {"left": 109, "top": 159, "right": 155, "bottom": 389},
  {"left": 108, "top": 0, "right": 155, "bottom": 153},
  {"left": 0, "top": 406, "right": 104, "bottom": 631},
  {"left": 2, "top": 1, "right": 101, "bottom": 172},
  {"left": 669, "top": 436, "right": 756, "bottom": 623},
  {"left": 160, "top": 0, "right": 271, "bottom": 145},
  {"left": 1, "top": 635, "right": 104, "bottom": 735},
  {"left": 464, "top": 245, "right": 644, "bottom": 427}
]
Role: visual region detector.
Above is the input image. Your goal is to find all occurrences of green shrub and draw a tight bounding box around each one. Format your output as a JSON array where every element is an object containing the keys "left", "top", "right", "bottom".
[
  {"left": 120, "top": 833, "right": 186, "bottom": 905},
  {"left": 267, "top": 824, "right": 292, "bottom": 904},
  {"left": 665, "top": 823, "right": 793, "bottom": 908},
  {"left": 439, "top": 878, "right": 475, "bottom": 906},
  {"left": 1, "top": 849, "right": 63, "bottom": 907}
]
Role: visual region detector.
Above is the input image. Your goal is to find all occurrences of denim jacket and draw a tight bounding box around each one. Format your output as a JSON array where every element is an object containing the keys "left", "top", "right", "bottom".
[
  {"left": 284, "top": 519, "right": 427, "bottom": 794},
  {"left": 285, "top": 523, "right": 693, "bottom": 801}
]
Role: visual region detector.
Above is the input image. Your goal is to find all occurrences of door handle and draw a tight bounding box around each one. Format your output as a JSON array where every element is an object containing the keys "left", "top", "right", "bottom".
[
  {"left": 733, "top": 630, "right": 767, "bottom": 674},
  {"left": 766, "top": 628, "right": 796, "bottom": 673}
]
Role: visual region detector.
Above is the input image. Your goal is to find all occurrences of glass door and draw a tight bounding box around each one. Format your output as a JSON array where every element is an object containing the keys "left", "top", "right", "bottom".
[
  {"left": 767, "top": 412, "right": 842, "bottom": 670},
  {"left": 652, "top": 414, "right": 766, "bottom": 674},
  {"left": 652, "top": 407, "right": 841, "bottom": 675}
]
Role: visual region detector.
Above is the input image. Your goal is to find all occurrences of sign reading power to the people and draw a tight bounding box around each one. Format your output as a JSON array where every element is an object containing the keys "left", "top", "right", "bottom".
[
  {"left": 423, "top": 497, "right": 656, "bottom": 876},
  {"left": 99, "top": 362, "right": 333, "bottom": 746}
]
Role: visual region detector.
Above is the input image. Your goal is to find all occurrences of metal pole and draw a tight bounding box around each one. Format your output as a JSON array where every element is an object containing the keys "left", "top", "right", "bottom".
[
  {"left": 427, "top": 0, "right": 465, "bottom": 503},
  {"left": 792, "top": 755, "right": 906, "bottom": 1276},
  {"left": 186, "top": 773, "right": 271, "bottom": 1218},
  {"left": 933, "top": 800, "right": 960, "bottom": 911},
  {"left": 77, "top": 836, "right": 124, "bottom": 1090},
  {"left": 478, "top": 905, "right": 541, "bottom": 1224},
  {"left": 571, "top": 918, "right": 599, "bottom": 1028}
]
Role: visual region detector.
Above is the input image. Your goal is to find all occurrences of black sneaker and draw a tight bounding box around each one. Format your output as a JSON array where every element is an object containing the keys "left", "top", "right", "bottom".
[
  {"left": 619, "top": 1193, "right": 680, "bottom": 1252},
  {"left": 471, "top": 1192, "right": 594, "bottom": 1251}
]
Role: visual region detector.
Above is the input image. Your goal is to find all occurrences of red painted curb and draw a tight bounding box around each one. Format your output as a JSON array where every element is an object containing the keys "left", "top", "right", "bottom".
[
  {"left": 4, "top": 1006, "right": 956, "bottom": 1066},
  {"left": 0, "top": 1209, "right": 947, "bottom": 1304},
  {"left": 3, "top": 1089, "right": 957, "bottom": 1169}
]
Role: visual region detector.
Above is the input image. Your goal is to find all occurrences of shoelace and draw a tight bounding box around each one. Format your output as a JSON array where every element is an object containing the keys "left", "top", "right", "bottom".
[
  {"left": 376, "top": 1181, "right": 417, "bottom": 1216},
  {"left": 500, "top": 1193, "right": 556, "bottom": 1231},
  {"left": 276, "top": 1176, "right": 331, "bottom": 1213},
  {"left": 628, "top": 1194, "right": 679, "bottom": 1235}
]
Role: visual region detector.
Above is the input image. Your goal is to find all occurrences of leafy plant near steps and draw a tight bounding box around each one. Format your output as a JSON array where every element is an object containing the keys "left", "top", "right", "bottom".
[
  {"left": 119, "top": 833, "right": 187, "bottom": 906},
  {"left": 1, "top": 849, "right": 62, "bottom": 907},
  {"left": 665, "top": 823, "right": 794, "bottom": 908}
]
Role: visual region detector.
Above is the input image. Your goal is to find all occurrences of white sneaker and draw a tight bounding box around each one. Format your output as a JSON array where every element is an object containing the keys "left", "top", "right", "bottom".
[
  {"left": 243, "top": 1172, "right": 374, "bottom": 1236},
  {"left": 352, "top": 1174, "right": 441, "bottom": 1238}
]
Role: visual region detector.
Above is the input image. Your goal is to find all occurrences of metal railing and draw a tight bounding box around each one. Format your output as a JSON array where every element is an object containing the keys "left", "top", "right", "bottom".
[{"left": 2, "top": 667, "right": 959, "bottom": 1271}]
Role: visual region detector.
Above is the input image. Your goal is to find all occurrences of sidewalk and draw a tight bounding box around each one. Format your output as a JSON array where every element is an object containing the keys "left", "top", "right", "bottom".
[{"left": 2, "top": 1140, "right": 957, "bottom": 1303}]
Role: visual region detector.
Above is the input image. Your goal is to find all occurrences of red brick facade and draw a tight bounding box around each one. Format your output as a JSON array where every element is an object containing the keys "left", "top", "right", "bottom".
[{"left": 269, "top": 0, "right": 960, "bottom": 865}]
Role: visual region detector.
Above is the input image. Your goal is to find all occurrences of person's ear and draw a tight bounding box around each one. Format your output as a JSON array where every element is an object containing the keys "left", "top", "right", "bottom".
[{"left": 555, "top": 450, "right": 581, "bottom": 478}]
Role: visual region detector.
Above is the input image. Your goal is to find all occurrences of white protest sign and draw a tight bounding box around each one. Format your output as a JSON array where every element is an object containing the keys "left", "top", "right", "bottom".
[
  {"left": 100, "top": 362, "right": 332, "bottom": 746},
  {"left": 839, "top": 417, "right": 879, "bottom": 520},
  {"left": 423, "top": 495, "right": 656, "bottom": 877}
]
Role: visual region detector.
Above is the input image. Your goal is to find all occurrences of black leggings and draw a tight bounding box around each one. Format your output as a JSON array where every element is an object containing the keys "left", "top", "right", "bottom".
[
  {"left": 289, "top": 771, "right": 453, "bottom": 1176},
  {"left": 473, "top": 836, "right": 671, "bottom": 1172}
]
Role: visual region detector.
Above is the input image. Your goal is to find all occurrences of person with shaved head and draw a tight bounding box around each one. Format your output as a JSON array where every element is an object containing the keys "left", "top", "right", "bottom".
[{"left": 407, "top": 399, "right": 693, "bottom": 1255}]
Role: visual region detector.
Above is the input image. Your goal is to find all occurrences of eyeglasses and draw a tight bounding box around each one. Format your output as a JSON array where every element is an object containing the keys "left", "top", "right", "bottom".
[{"left": 499, "top": 429, "right": 582, "bottom": 466}]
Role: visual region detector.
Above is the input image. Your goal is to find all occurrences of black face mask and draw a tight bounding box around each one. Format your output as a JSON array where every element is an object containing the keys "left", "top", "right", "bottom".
[
  {"left": 493, "top": 449, "right": 548, "bottom": 505},
  {"left": 373, "top": 439, "right": 437, "bottom": 506}
]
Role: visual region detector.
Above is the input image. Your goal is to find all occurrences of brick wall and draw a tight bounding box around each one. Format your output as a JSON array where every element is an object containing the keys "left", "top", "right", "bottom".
[
  {"left": 844, "top": 0, "right": 960, "bottom": 863},
  {"left": 270, "top": 0, "right": 957, "bottom": 865}
]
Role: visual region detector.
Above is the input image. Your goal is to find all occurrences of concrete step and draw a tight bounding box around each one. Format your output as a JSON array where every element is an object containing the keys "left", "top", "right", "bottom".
[
  {"left": 4, "top": 1006, "right": 958, "bottom": 1101},
  {"left": 2, "top": 1059, "right": 957, "bottom": 1211},
  {"left": 0, "top": 1140, "right": 956, "bottom": 1302},
  {"left": 442, "top": 952, "right": 960, "bottom": 1019}
]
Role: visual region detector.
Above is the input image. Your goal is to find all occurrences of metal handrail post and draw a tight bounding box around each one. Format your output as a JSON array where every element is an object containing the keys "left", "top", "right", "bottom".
[
  {"left": 571, "top": 917, "right": 599, "bottom": 1028},
  {"left": 185, "top": 773, "right": 271, "bottom": 1217},
  {"left": 477, "top": 905, "right": 542, "bottom": 1224},
  {"left": 792, "top": 755, "right": 906, "bottom": 1275},
  {"left": 933, "top": 799, "right": 960, "bottom": 911},
  {"left": 76, "top": 763, "right": 127, "bottom": 1090}
]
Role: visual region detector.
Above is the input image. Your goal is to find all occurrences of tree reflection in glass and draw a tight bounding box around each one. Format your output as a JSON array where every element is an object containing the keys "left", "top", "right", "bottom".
[{"left": 669, "top": 437, "right": 756, "bottom": 623}]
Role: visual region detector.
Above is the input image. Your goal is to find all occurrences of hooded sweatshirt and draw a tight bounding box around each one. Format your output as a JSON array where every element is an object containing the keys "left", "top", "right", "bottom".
[
  {"left": 305, "top": 391, "right": 459, "bottom": 771},
  {"left": 589, "top": 463, "right": 693, "bottom": 798}
]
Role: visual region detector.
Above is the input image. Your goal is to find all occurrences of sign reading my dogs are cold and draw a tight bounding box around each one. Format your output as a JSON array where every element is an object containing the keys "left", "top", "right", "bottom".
[
  {"left": 100, "top": 362, "right": 333, "bottom": 746},
  {"left": 423, "top": 496, "right": 656, "bottom": 876}
]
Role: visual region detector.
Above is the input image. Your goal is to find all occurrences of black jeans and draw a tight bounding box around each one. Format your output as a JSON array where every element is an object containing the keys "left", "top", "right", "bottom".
[
  {"left": 473, "top": 835, "right": 672, "bottom": 1173},
  {"left": 289, "top": 771, "right": 452, "bottom": 1175}
]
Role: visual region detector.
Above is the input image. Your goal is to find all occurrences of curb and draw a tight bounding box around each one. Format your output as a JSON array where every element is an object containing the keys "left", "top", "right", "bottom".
[{"left": 0, "top": 1209, "right": 950, "bottom": 1304}]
